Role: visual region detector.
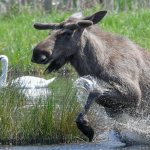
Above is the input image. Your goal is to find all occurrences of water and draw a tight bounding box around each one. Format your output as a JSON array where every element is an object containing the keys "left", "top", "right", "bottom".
[
  {"left": 73, "top": 75, "right": 111, "bottom": 107},
  {"left": 1, "top": 143, "right": 150, "bottom": 150}
]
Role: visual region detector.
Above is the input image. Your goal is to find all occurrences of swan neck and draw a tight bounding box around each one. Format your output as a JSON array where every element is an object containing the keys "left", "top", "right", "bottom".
[{"left": 0, "top": 59, "right": 8, "bottom": 85}]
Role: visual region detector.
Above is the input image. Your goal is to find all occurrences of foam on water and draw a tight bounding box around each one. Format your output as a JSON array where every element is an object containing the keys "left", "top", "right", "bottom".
[{"left": 117, "top": 117, "right": 150, "bottom": 145}]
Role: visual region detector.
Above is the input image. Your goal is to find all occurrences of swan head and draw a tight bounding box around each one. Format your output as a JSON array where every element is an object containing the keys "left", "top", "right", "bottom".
[{"left": 0, "top": 55, "right": 8, "bottom": 64}]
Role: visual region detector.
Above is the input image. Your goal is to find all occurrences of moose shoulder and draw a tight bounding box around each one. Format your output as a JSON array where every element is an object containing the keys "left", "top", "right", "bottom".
[{"left": 31, "top": 11, "right": 150, "bottom": 142}]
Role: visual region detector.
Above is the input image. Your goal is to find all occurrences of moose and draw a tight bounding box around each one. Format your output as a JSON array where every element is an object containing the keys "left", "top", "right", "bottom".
[{"left": 31, "top": 11, "right": 150, "bottom": 143}]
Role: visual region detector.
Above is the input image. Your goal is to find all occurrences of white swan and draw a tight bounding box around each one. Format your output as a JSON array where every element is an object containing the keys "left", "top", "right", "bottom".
[
  {"left": 11, "top": 76, "right": 56, "bottom": 89},
  {"left": 0, "top": 55, "right": 8, "bottom": 88},
  {"left": 0, "top": 55, "right": 56, "bottom": 102}
]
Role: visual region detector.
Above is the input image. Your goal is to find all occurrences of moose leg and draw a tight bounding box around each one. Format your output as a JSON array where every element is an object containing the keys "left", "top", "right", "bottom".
[
  {"left": 95, "top": 79, "right": 141, "bottom": 117},
  {"left": 76, "top": 79, "right": 141, "bottom": 142},
  {"left": 95, "top": 80, "right": 141, "bottom": 143},
  {"left": 76, "top": 91, "right": 100, "bottom": 142}
]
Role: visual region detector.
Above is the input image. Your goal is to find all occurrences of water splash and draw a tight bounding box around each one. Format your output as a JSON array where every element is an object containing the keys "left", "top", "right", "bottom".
[
  {"left": 73, "top": 75, "right": 109, "bottom": 107},
  {"left": 116, "top": 116, "right": 150, "bottom": 145},
  {"left": 73, "top": 75, "right": 95, "bottom": 106},
  {"left": 73, "top": 75, "right": 150, "bottom": 145}
]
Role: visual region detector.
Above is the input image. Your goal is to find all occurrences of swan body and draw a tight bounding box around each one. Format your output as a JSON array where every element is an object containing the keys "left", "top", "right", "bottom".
[
  {"left": 12, "top": 76, "right": 56, "bottom": 89},
  {"left": 0, "top": 55, "right": 56, "bottom": 101}
]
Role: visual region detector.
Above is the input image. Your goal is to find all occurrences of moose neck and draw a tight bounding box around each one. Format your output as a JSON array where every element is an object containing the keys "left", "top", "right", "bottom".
[
  {"left": 0, "top": 58, "right": 8, "bottom": 87},
  {"left": 70, "top": 29, "right": 106, "bottom": 77}
]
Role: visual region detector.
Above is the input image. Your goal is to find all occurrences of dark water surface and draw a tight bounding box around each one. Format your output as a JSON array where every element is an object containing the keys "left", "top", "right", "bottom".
[{"left": 1, "top": 142, "right": 150, "bottom": 150}]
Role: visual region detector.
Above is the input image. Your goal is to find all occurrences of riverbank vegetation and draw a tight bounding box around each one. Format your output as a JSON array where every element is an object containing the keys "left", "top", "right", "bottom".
[{"left": 0, "top": 5, "right": 150, "bottom": 145}]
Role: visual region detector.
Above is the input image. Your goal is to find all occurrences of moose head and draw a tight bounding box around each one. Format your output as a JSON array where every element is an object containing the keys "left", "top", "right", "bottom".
[{"left": 31, "top": 11, "right": 107, "bottom": 73}]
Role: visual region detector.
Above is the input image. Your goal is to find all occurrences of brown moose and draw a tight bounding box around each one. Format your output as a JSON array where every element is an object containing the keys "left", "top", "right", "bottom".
[{"left": 31, "top": 11, "right": 150, "bottom": 143}]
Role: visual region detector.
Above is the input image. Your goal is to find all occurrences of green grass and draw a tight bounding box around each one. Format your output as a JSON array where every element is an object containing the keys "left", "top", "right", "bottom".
[
  {"left": 101, "top": 10, "right": 150, "bottom": 49},
  {"left": 0, "top": 8, "right": 150, "bottom": 145},
  {"left": 0, "top": 78, "right": 81, "bottom": 145}
]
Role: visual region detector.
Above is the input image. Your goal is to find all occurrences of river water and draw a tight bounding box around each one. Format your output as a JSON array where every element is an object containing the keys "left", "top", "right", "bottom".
[{"left": 1, "top": 142, "right": 150, "bottom": 150}]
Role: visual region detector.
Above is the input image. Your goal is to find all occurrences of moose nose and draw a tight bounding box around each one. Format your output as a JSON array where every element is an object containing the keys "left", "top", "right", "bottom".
[{"left": 31, "top": 54, "right": 49, "bottom": 64}]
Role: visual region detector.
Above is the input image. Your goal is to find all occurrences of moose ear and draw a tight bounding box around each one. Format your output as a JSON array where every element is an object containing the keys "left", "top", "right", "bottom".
[{"left": 83, "top": 11, "right": 107, "bottom": 24}]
